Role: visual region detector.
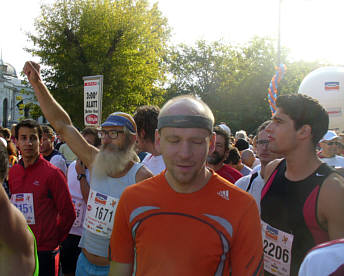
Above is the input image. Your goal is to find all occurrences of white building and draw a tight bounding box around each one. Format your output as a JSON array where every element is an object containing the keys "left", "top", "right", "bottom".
[{"left": 0, "top": 58, "right": 42, "bottom": 127}]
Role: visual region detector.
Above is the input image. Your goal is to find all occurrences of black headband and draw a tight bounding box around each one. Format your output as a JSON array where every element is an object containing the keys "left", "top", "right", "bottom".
[{"left": 157, "top": 115, "right": 213, "bottom": 132}]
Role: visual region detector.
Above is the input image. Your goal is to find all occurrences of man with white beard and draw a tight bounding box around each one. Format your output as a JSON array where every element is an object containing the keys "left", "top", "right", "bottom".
[{"left": 23, "top": 61, "right": 153, "bottom": 276}]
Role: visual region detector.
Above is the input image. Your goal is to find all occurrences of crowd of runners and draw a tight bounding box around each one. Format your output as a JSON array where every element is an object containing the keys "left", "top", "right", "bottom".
[{"left": 0, "top": 60, "right": 343, "bottom": 276}]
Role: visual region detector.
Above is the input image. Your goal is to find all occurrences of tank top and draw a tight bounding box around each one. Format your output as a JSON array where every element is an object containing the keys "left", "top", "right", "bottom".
[
  {"left": 261, "top": 159, "right": 334, "bottom": 276},
  {"left": 79, "top": 162, "right": 143, "bottom": 257}
]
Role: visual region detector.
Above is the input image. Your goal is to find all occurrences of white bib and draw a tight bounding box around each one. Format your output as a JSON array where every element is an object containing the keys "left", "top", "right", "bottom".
[
  {"left": 261, "top": 220, "right": 294, "bottom": 276},
  {"left": 83, "top": 189, "right": 119, "bottom": 238},
  {"left": 11, "top": 193, "right": 35, "bottom": 225}
]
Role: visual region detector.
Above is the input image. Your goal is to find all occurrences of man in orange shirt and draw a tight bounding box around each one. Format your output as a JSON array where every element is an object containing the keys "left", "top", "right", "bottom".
[{"left": 109, "top": 95, "right": 263, "bottom": 276}]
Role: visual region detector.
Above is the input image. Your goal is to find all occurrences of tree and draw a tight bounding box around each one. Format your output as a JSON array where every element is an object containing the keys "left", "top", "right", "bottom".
[
  {"left": 26, "top": 0, "right": 170, "bottom": 128},
  {"left": 165, "top": 37, "right": 327, "bottom": 134}
]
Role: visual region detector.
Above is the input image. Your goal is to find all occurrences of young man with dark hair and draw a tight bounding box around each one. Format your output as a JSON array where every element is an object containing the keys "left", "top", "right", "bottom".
[
  {"left": 9, "top": 119, "right": 76, "bottom": 276},
  {"left": 207, "top": 125, "right": 243, "bottom": 183},
  {"left": 133, "top": 105, "right": 165, "bottom": 175},
  {"left": 41, "top": 125, "right": 67, "bottom": 175},
  {"left": 227, "top": 146, "right": 252, "bottom": 176},
  {"left": 261, "top": 94, "right": 344, "bottom": 276}
]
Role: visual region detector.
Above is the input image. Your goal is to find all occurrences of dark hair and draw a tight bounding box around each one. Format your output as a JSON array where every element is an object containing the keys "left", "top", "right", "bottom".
[
  {"left": 82, "top": 127, "right": 101, "bottom": 147},
  {"left": 214, "top": 125, "right": 230, "bottom": 151},
  {"left": 15, "top": 119, "right": 42, "bottom": 140},
  {"left": 133, "top": 105, "right": 160, "bottom": 143},
  {"left": 276, "top": 94, "right": 329, "bottom": 146},
  {"left": 227, "top": 147, "right": 241, "bottom": 165},
  {"left": 0, "top": 143, "right": 8, "bottom": 182},
  {"left": 41, "top": 125, "right": 55, "bottom": 139},
  {"left": 235, "top": 138, "right": 249, "bottom": 151},
  {"left": 0, "top": 128, "right": 11, "bottom": 141},
  {"left": 257, "top": 120, "right": 272, "bottom": 134}
]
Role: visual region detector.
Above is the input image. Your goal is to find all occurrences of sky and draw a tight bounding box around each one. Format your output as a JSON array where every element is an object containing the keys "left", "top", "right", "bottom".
[{"left": 1, "top": 0, "right": 344, "bottom": 76}]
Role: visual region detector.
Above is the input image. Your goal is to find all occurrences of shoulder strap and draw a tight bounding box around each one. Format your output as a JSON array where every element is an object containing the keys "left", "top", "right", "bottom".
[{"left": 246, "top": 172, "right": 258, "bottom": 192}]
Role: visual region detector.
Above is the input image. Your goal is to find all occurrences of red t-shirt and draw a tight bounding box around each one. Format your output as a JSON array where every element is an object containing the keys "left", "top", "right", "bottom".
[
  {"left": 110, "top": 171, "right": 263, "bottom": 275},
  {"left": 216, "top": 164, "right": 243, "bottom": 183}
]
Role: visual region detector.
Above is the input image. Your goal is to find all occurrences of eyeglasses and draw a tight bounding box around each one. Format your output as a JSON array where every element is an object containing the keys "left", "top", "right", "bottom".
[
  {"left": 257, "top": 140, "right": 269, "bottom": 145},
  {"left": 97, "top": 130, "right": 124, "bottom": 139}
]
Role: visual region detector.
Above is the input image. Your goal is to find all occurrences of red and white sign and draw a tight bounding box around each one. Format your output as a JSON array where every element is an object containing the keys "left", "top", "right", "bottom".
[{"left": 83, "top": 75, "right": 103, "bottom": 127}]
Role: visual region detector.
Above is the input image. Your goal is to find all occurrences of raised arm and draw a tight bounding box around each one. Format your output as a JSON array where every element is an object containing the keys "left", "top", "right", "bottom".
[
  {"left": 0, "top": 185, "right": 35, "bottom": 275},
  {"left": 23, "top": 61, "right": 98, "bottom": 168}
]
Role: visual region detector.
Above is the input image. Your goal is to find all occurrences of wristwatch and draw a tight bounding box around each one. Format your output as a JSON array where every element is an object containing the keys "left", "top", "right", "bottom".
[{"left": 77, "top": 173, "right": 86, "bottom": 181}]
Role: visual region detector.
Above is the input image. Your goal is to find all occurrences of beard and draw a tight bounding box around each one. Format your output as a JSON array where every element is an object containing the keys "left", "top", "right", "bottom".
[
  {"left": 92, "top": 140, "right": 139, "bottom": 179},
  {"left": 207, "top": 151, "right": 224, "bottom": 165}
]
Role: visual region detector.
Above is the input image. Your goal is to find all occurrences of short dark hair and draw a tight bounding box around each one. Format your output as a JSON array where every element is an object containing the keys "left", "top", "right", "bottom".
[
  {"left": 15, "top": 119, "right": 42, "bottom": 140},
  {"left": 133, "top": 105, "right": 160, "bottom": 143},
  {"left": 235, "top": 138, "right": 249, "bottom": 151},
  {"left": 227, "top": 147, "right": 241, "bottom": 165},
  {"left": 0, "top": 143, "right": 8, "bottom": 182},
  {"left": 0, "top": 128, "right": 11, "bottom": 141},
  {"left": 276, "top": 94, "right": 329, "bottom": 146},
  {"left": 214, "top": 125, "right": 230, "bottom": 151},
  {"left": 82, "top": 127, "right": 101, "bottom": 147},
  {"left": 41, "top": 125, "right": 55, "bottom": 139}
]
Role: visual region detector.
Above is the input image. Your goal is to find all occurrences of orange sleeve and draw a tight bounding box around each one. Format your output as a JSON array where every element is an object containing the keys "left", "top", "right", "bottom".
[
  {"left": 110, "top": 189, "right": 134, "bottom": 263},
  {"left": 230, "top": 200, "right": 264, "bottom": 276}
]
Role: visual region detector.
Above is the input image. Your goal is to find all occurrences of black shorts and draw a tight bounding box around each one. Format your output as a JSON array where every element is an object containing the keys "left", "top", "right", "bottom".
[
  {"left": 38, "top": 247, "right": 61, "bottom": 276},
  {"left": 60, "top": 234, "right": 81, "bottom": 274}
]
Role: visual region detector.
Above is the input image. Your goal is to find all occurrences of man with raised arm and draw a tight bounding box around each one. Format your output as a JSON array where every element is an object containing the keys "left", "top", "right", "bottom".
[
  {"left": 109, "top": 95, "right": 263, "bottom": 276},
  {"left": 23, "top": 61, "right": 153, "bottom": 276},
  {"left": 261, "top": 94, "right": 344, "bottom": 276}
]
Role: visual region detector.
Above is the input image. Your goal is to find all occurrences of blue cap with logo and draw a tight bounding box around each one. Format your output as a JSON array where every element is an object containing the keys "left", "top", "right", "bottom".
[{"left": 101, "top": 112, "right": 137, "bottom": 134}]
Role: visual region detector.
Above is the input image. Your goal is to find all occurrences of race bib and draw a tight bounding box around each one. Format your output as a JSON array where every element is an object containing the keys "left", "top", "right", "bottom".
[
  {"left": 261, "top": 221, "right": 294, "bottom": 276},
  {"left": 72, "top": 198, "right": 85, "bottom": 228},
  {"left": 83, "top": 189, "right": 118, "bottom": 238},
  {"left": 11, "top": 193, "right": 35, "bottom": 225}
]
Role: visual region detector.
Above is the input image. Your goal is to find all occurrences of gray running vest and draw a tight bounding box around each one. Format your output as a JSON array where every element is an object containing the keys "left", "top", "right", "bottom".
[{"left": 79, "top": 162, "right": 143, "bottom": 257}]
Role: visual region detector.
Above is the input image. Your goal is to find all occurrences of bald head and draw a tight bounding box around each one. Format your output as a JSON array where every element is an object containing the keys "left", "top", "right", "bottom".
[{"left": 158, "top": 95, "right": 214, "bottom": 132}]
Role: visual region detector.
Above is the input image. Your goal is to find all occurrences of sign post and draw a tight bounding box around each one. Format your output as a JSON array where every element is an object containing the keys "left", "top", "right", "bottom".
[{"left": 83, "top": 75, "right": 103, "bottom": 128}]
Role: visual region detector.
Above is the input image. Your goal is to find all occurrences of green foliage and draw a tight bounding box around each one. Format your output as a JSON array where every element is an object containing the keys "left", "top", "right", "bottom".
[
  {"left": 165, "top": 37, "right": 328, "bottom": 134},
  {"left": 26, "top": 0, "right": 170, "bottom": 128}
]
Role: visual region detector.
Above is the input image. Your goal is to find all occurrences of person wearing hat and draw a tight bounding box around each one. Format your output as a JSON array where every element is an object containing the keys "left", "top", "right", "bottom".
[
  {"left": 23, "top": 61, "right": 153, "bottom": 276},
  {"left": 109, "top": 95, "right": 263, "bottom": 275},
  {"left": 318, "top": 130, "right": 344, "bottom": 168}
]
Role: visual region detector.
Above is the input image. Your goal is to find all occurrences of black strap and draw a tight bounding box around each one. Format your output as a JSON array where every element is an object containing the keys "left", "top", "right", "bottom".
[{"left": 246, "top": 172, "right": 258, "bottom": 192}]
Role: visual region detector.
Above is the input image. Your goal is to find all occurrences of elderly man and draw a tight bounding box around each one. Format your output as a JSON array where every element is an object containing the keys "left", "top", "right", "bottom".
[
  {"left": 109, "top": 95, "right": 263, "bottom": 275},
  {"left": 23, "top": 61, "right": 153, "bottom": 276}
]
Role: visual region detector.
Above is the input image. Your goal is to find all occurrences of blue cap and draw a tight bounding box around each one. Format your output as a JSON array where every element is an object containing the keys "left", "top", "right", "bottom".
[{"left": 101, "top": 112, "right": 137, "bottom": 134}]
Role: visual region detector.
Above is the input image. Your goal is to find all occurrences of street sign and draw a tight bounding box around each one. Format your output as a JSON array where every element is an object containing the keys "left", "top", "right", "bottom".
[{"left": 83, "top": 75, "right": 103, "bottom": 128}]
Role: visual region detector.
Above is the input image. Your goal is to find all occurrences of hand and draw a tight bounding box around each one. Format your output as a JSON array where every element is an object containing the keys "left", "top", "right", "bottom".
[
  {"left": 75, "top": 159, "right": 86, "bottom": 175},
  {"left": 23, "top": 61, "right": 42, "bottom": 85}
]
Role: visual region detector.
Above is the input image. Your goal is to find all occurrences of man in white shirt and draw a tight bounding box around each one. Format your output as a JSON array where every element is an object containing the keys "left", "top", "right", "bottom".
[
  {"left": 235, "top": 120, "right": 280, "bottom": 213},
  {"left": 319, "top": 130, "right": 344, "bottom": 168},
  {"left": 133, "top": 105, "right": 165, "bottom": 175}
]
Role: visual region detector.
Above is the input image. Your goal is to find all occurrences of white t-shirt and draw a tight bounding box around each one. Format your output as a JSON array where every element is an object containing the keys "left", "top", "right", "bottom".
[
  {"left": 235, "top": 168, "right": 264, "bottom": 214},
  {"left": 67, "top": 160, "right": 90, "bottom": 236},
  {"left": 321, "top": 155, "right": 344, "bottom": 168},
  {"left": 299, "top": 239, "right": 344, "bottom": 276},
  {"left": 50, "top": 154, "right": 67, "bottom": 176},
  {"left": 142, "top": 153, "right": 165, "bottom": 175}
]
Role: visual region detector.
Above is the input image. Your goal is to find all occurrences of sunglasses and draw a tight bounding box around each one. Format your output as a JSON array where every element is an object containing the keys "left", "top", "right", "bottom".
[{"left": 324, "top": 141, "right": 339, "bottom": 146}]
